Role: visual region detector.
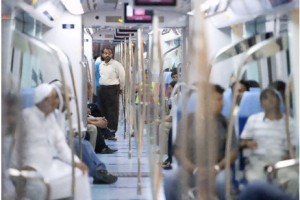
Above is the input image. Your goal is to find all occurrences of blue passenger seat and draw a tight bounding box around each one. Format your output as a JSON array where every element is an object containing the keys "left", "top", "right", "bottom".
[
  {"left": 221, "top": 89, "right": 232, "bottom": 119},
  {"left": 20, "top": 88, "right": 35, "bottom": 109}
]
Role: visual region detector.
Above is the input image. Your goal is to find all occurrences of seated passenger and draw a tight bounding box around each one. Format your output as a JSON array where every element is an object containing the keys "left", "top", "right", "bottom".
[
  {"left": 230, "top": 80, "right": 250, "bottom": 105},
  {"left": 87, "top": 107, "right": 118, "bottom": 154},
  {"left": 157, "top": 80, "right": 177, "bottom": 169},
  {"left": 87, "top": 82, "right": 118, "bottom": 152},
  {"left": 164, "top": 84, "right": 238, "bottom": 200},
  {"left": 50, "top": 81, "right": 118, "bottom": 183},
  {"left": 238, "top": 180, "right": 297, "bottom": 200},
  {"left": 15, "top": 83, "right": 91, "bottom": 200},
  {"left": 239, "top": 88, "right": 297, "bottom": 189},
  {"left": 171, "top": 68, "right": 178, "bottom": 82},
  {"left": 3, "top": 89, "right": 19, "bottom": 199}
]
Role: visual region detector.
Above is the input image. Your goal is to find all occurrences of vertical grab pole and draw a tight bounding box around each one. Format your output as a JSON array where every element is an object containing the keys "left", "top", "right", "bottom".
[
  {"left": 123, "top": 40, "right": 127, "bottom": 139},
  {"left": 46, "top": 43, "right": 78, "bottom": 199},
  {"left": 128, "top": 35, "right": 134, "bottom": 159},
  {"left": 151, "top": 15, "right": 164, "bottom": 200},
  {"left": 285, "top": 76, "right": 296, "bottom": 159},
  {"left": 192, "top": 3, "right": 216, "bottom": 199},
  {"left": 137, "top": 29, "right": 145, "bottom": 195}
]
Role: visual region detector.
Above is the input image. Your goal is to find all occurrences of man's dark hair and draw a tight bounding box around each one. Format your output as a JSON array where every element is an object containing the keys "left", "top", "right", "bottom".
[
  {"left": 169, "top": 81, "right": 177, "bottom": 88},
  {"left": 171, "top": 69, "right": 178, "bottom": 78},
  {"left": 247, "top": 80, "right": 260, "bottom": 88},
  {"left": 101, "top": 46, "right": 114, "bottom": 54},
  {"left": 213, "top": 84, "right": 225, "bottom": 95},
  {"left": 230, "top": 80, "right": 250, "bottom": 91},
  {"left": 269, "top": 80, "right": 286, "bottom": 94}
]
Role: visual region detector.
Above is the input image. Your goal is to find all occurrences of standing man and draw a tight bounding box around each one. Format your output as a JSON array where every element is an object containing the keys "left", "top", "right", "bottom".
[{"left": 97, "top": 46, "right": 125, "bottom": 140}]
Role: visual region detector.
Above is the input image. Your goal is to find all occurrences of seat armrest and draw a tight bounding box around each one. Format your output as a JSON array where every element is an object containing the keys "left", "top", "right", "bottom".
[
  {"left": 264, "top": 159, "right": 299, "bottom": 182},
  {"left": 9, "top": 168, "right": 50, "bottom": 200}
]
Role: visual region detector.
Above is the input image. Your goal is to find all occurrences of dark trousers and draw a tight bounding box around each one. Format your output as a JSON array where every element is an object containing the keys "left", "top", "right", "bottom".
[
  {"left": 167, "top": 128, "right": 173, "bottom": 163},
  {"left": 95, "top": 128, "right": 108, "bottom": 153},
  {"left": 97, "top": 84, "right": 120, "bottom": 136}
]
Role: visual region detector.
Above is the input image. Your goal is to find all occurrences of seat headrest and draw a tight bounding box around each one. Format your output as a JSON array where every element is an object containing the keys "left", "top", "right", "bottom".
[
  {"left": 20, "top": 88, "right": 35, "bottom": 109},
  {"left": 221, "top": 89, "right": 233, "bottom": 119},
  {"left": 239, "top": 89, "right": 262, "bottom": 117},
  {"left": 176, "top": 91, "right": 198, "bottom": 122},
  {"left": 164, "top": 71, "right": 172, "bottom": 85}
]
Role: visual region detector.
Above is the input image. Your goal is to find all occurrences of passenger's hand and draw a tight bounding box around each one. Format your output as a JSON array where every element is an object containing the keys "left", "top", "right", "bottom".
[
  {"left": 74, "top": 162, "right": 88, "bottom": 175},
  {"left": 98, "top": 118, "right": 108, "bottom": 128},
  {"left": 247, "top": 140, "right": 258, "bottom": 150}
]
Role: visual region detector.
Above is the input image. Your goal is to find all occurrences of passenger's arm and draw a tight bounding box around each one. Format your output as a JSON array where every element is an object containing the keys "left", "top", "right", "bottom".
[
  {"left": 239, "top": 139, "right": 257, "bottom": 150},
  {"left": 216, "top": 150, "right": 238, "bottom": 170},
  {"left": 74, "top": 162, "right": 88, "bottom": 175},
  {"left": 174, "top": 147, "right": 196, "bottom": 174},
  {"left": 88, "top": 117, "right": 107, "bottom": 128},
  {"left": 53, "top": 117, "right": 80, "bottom": 164},
  {"left": 239, "top": 115, "right": 256, "bottom": 150}
]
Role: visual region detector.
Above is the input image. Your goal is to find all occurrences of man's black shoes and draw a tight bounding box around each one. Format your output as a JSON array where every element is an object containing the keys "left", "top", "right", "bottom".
[
  {"left": 93, "top": 170, "right": 118, "bottom": 184},
  {"left": 99, "top": 147, "right": 118, "bottom": 154}
]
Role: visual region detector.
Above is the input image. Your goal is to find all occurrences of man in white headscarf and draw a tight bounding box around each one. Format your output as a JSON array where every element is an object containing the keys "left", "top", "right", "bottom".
[{"left": 18, "top": 83, "right": 91, "bottom": 200}]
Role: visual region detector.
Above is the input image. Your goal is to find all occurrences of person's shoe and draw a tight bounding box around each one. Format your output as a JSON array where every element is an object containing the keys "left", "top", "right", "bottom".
[
  {"left": 106, "top": 135, "right": 117, "bottom": 141},
  {"left": 93, "top": 170, "right": 118, "bottom": 184},
  {"left": 99, "top": 147, "right": 118, "bottom": 154},
  {"left": 162, "top": 159, "right": 172, "bottom": 170}
]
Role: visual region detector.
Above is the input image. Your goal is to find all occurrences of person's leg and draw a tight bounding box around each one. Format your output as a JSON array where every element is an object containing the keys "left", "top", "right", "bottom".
[
  {"left": 74, "top": 138, "right": 106, "bottom": 177},
  {"left": 104, "top": 85, "right": 120, "bottom": 136},
  {"left": 87, "top": 124, "right": 97, "bottom": 150},
  {"left": 164, "top": 168, "right": 182, "bottom": 200},
  {"left": 95, "top": 128, "right": 107, "bottom": 152},
  {"left": 159, "top": 122, "right": 171, "bottom": 156},
  {"left": 215, "top": 170, "right": 226, "bottom": 200},
  {"left": 238, "top": 180, "right": 295, "bottom": 200},
  {"left": 167, "top": 128, "right": 173, "bottom": 163}
]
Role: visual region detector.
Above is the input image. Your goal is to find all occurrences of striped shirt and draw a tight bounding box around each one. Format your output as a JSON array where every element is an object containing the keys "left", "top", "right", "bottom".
[{"left": 241, "top": 112, "right": 294, "bottom": 163}]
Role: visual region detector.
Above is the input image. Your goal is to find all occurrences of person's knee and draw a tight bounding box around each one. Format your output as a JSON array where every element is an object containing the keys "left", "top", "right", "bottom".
[
  {"left": 215, "top": 170, "right": 226, "bottom": 200},
  {"left": 88, "top": 124, "right": 97, "bottom": 134}
]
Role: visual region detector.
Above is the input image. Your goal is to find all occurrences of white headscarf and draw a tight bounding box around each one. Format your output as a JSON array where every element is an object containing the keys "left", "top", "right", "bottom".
[{"left": 33, "top": 83, "right": 54, "bottom": 104}]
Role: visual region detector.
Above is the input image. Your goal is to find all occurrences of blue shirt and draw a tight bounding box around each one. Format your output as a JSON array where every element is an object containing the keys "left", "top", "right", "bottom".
[{"left": 95, "top": 57, "right": 101, "bottom": 89}]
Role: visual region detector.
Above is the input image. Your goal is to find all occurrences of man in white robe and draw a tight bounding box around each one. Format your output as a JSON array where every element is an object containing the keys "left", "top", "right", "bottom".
[{"left": 19, "top": 83, "right": 91, "bottom": 200}]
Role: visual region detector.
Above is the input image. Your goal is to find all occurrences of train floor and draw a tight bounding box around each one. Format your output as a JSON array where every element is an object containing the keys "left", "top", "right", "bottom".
[{"left": 91, "top": 121, "right": 166, "bottom": 200}]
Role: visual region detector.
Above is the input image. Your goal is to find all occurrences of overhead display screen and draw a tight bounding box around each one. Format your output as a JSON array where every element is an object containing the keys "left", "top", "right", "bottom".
[
  {"left": 134, "top": 0, "right": 176, "bottom": 6},
  {"left": 124, "top": 3, "right": 153, "bottom": 23}
]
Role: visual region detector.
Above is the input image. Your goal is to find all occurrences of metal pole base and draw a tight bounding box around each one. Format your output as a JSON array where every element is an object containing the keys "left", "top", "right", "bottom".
[{"left": 137, "top": 184, "right": 142, "bottom": 195}]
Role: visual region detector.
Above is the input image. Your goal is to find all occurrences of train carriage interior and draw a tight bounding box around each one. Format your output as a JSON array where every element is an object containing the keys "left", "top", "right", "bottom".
[{"left": 2, "top": 0, "right": 300, "bottom": 199}]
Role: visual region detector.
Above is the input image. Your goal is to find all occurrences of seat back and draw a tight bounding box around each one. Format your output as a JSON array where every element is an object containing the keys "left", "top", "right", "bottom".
[
  {"left": 20, "top": 88, "right": 35, "bottom": 109},
  {"left": 221, "top": 89, "right": 232, "bottom": 119},
  {"left": 238, "top": 88, "right": 263, "bottom": 135}
]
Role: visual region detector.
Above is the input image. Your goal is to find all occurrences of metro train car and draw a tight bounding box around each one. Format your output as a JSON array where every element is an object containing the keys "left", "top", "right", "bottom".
[{"left": 2, "top": 0, "right": 299, "bottom": 199}]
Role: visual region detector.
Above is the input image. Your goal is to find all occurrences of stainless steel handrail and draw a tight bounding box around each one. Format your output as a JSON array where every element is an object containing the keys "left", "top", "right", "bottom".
[
  {"left": 9, "top": 168, "right": 51, "bottom": 200},
  {"left": 12, "top": 30, "right": 80, "bottom": 198}
]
